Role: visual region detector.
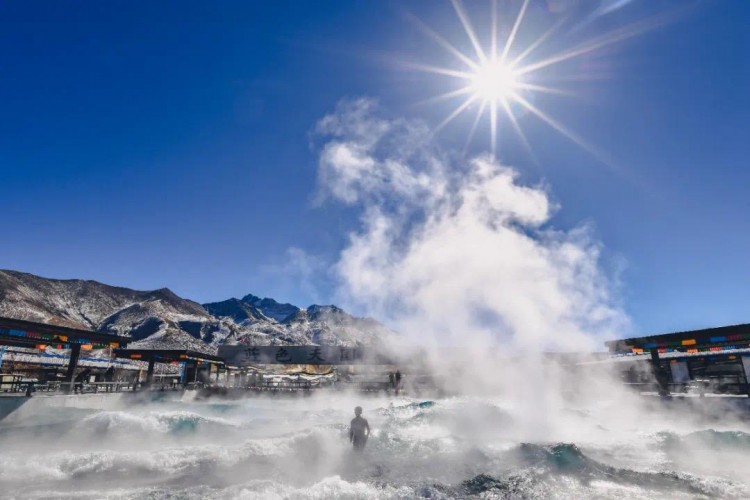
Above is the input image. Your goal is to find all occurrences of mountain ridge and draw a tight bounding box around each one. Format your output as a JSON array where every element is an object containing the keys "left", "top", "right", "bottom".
[{"left": 0, "top": 269, "right": 393, "bottom": 354}]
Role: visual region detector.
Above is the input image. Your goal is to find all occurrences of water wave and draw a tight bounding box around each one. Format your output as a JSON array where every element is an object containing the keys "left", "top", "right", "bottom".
[
  {"left": 656, "top": 429, "right": 750, "bottom": 451},
  {"left": 2, "top": 397, "right": 750, "bottom": 499},
  {"left": 79, "top": 410, "right": 238, "bottom": 435}
]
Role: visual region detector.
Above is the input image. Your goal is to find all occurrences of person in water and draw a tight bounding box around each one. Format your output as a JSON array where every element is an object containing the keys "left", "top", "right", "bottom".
[{"left": 349, "top": 406, "right": 370, "bottom": 451}]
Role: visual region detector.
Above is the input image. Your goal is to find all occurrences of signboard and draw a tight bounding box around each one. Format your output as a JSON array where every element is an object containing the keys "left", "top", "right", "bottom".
[
  {"left": 742, "top": 356, "right": 750, "bottom": 384},
  {"left": 669, "top": 360, "right": 690, "bottom": 383},
  {"left": 218, "top": 345, "right": 390, "bottom": 366}
]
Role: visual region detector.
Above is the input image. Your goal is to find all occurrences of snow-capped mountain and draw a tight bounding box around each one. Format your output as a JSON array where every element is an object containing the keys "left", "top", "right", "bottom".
[
  {"left": 0, "top": 270, "right": 393, "bottom": 354},
  {"left": 240, "top": 294, "right": 300, "bottom": 323},
  {"left": 284, "top": 305, "right": 389, "bottom": 346},
  {"left": 203, "top": 296, "right": 393, "bottom": 348}
]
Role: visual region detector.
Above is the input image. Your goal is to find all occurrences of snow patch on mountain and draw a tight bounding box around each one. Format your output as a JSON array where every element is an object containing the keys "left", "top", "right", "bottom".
[{"left": 0, "top": 270, "right": 395, "bottom": 354}]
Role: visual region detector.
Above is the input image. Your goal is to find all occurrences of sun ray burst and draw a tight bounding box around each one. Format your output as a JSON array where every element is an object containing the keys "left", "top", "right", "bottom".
[
  {"left": 490, "top": 0, "right": 498, "bottom": 61},
  {"left": 399, "top": 61, "right": 474, "bottom": 80},
  {"left": 511, "top": 17, "right": 566, "bottom": 67},
  {"left": 501, "top": 0, "right": 530, "bottom": 62},
  {"left": 406, "top": 0, "right": 666, "bottom": 160},
  {"left": 413, "top": 86, "right": 475, "bottom": 108},
  {"left": 451, "top": 0, "right": 487, "bottom": 63},
  {"left": 515, "top": 82, "right": 574, "bottom": 97},
  {"left": 511, "top": 92, "right": 613, "bottom": 166},
  {"left": 403, "top": 10, "right": 479, "bottom": 71},
  {"left": 517, "top": 12, "right": 671, "bottom": 76},
  {"left": 434, "top": 95, "right": 478, "bottom": 134},
  {"left": 501, "top": 98, "right": 535, "bottom": 160},
  {"left": 464, "top": 100, "right": 487, "bottom": 152}
]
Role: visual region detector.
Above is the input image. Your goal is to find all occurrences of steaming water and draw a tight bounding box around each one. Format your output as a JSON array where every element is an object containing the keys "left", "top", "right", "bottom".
[{"left": 1, "top": 393, "right": 750, "bottom": 499}]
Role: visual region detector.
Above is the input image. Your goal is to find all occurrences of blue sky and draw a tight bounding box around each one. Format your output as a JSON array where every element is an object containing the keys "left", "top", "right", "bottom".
[{"left": 1, "top": 0, "right": 748, "bottom": 337}]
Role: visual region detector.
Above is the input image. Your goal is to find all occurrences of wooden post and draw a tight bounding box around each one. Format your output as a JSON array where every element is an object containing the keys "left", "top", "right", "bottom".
[
  {"left": 740, "top": 356, "right": 750, "bottom": 398},
  {"left": 146, "top": 358, "right": 155, "bottom": 386},
  {"left": 63, "top": 344, "right": 82, "bottom": 394},
  {"left": 650, "top": 348, "right": 670, "bottom": 397}
]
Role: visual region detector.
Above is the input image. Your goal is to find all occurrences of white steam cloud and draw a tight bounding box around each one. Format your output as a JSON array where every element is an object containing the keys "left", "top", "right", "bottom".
[{"left": 316, "top": 98, "right": 628, "bottom": 355}]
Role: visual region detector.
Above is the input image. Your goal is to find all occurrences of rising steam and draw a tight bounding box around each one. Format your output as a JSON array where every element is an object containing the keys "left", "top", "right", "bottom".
[
  {"left": 316, "top": 98, "right": 629, "bottom": 357},
  {"left": 2, "top": 101, "right": 749, "bottom": 500}
]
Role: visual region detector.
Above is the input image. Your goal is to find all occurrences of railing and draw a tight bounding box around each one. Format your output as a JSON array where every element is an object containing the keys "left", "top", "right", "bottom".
[
  {"left": 233, "top": 380, "right": 316, "bottom": 392},
  {"left": 0, "top": 380, "right": 188, "bottom": 396},
  {"left": 624, "top": 380, "right": 750, "bottom": 397},
  {"left": 1, "top": 376, "right": 396, "bottom": 396},
  {"left": 0, "top": 375, "right": 28, "bottom": 394},
  {"left": 224, "top": 380, "right": 393, "bottom": 393}
]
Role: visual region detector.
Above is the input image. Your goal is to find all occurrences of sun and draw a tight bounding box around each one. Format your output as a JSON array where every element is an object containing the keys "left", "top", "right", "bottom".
[
  {"left": 406, "top": 0, "right": 660, "bottom": 158},
  {"left": 469, "top": 58, "right": 520, "bottom": 103}
]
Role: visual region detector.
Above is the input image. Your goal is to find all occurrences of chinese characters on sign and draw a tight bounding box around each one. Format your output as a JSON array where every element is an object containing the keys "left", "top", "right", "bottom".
[
  {"left": 308, "top": 347, "right": 325, "bottom": 363},
  {"left": 245, "top": 347, "right": 260, "bottom": 363},
  {"left": 276, "top": 348, "right": 292, "bottom": 362},
  {"left": 220, "top": 345, "right": 375, "bottom": 365},
  {"left": 339, "top": 347, "right": 351, "bottom": 362}
]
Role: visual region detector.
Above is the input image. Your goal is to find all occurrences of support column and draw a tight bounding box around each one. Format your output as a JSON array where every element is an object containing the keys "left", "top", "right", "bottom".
[
  {"left": 185, "top": 361, "right": 199, "bottom": 388},
  {"left": 146, "top": 358, "right": 156, "bottom": 386},
  {"left": 650, "top": 348, "right": 670, "bottom": 397},
  {"left": 741, "top": 356, "right": 750, "bottom": 398},
  {"left": 64, "top": 344, "right": 82, "bottom": 394}
]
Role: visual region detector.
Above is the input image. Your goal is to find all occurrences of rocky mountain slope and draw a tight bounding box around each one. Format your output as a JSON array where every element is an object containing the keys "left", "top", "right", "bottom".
[
  {"left": 203, "top": 297, "right": 391, "bottom": 347},
  {"left": 0, "top": 270, "right": 392, "bottom": 354}
]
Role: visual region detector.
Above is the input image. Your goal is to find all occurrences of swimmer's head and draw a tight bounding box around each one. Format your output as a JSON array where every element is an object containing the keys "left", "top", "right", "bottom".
[{"left": 354, "top": 406, "right": 362, "bottom": 416}]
